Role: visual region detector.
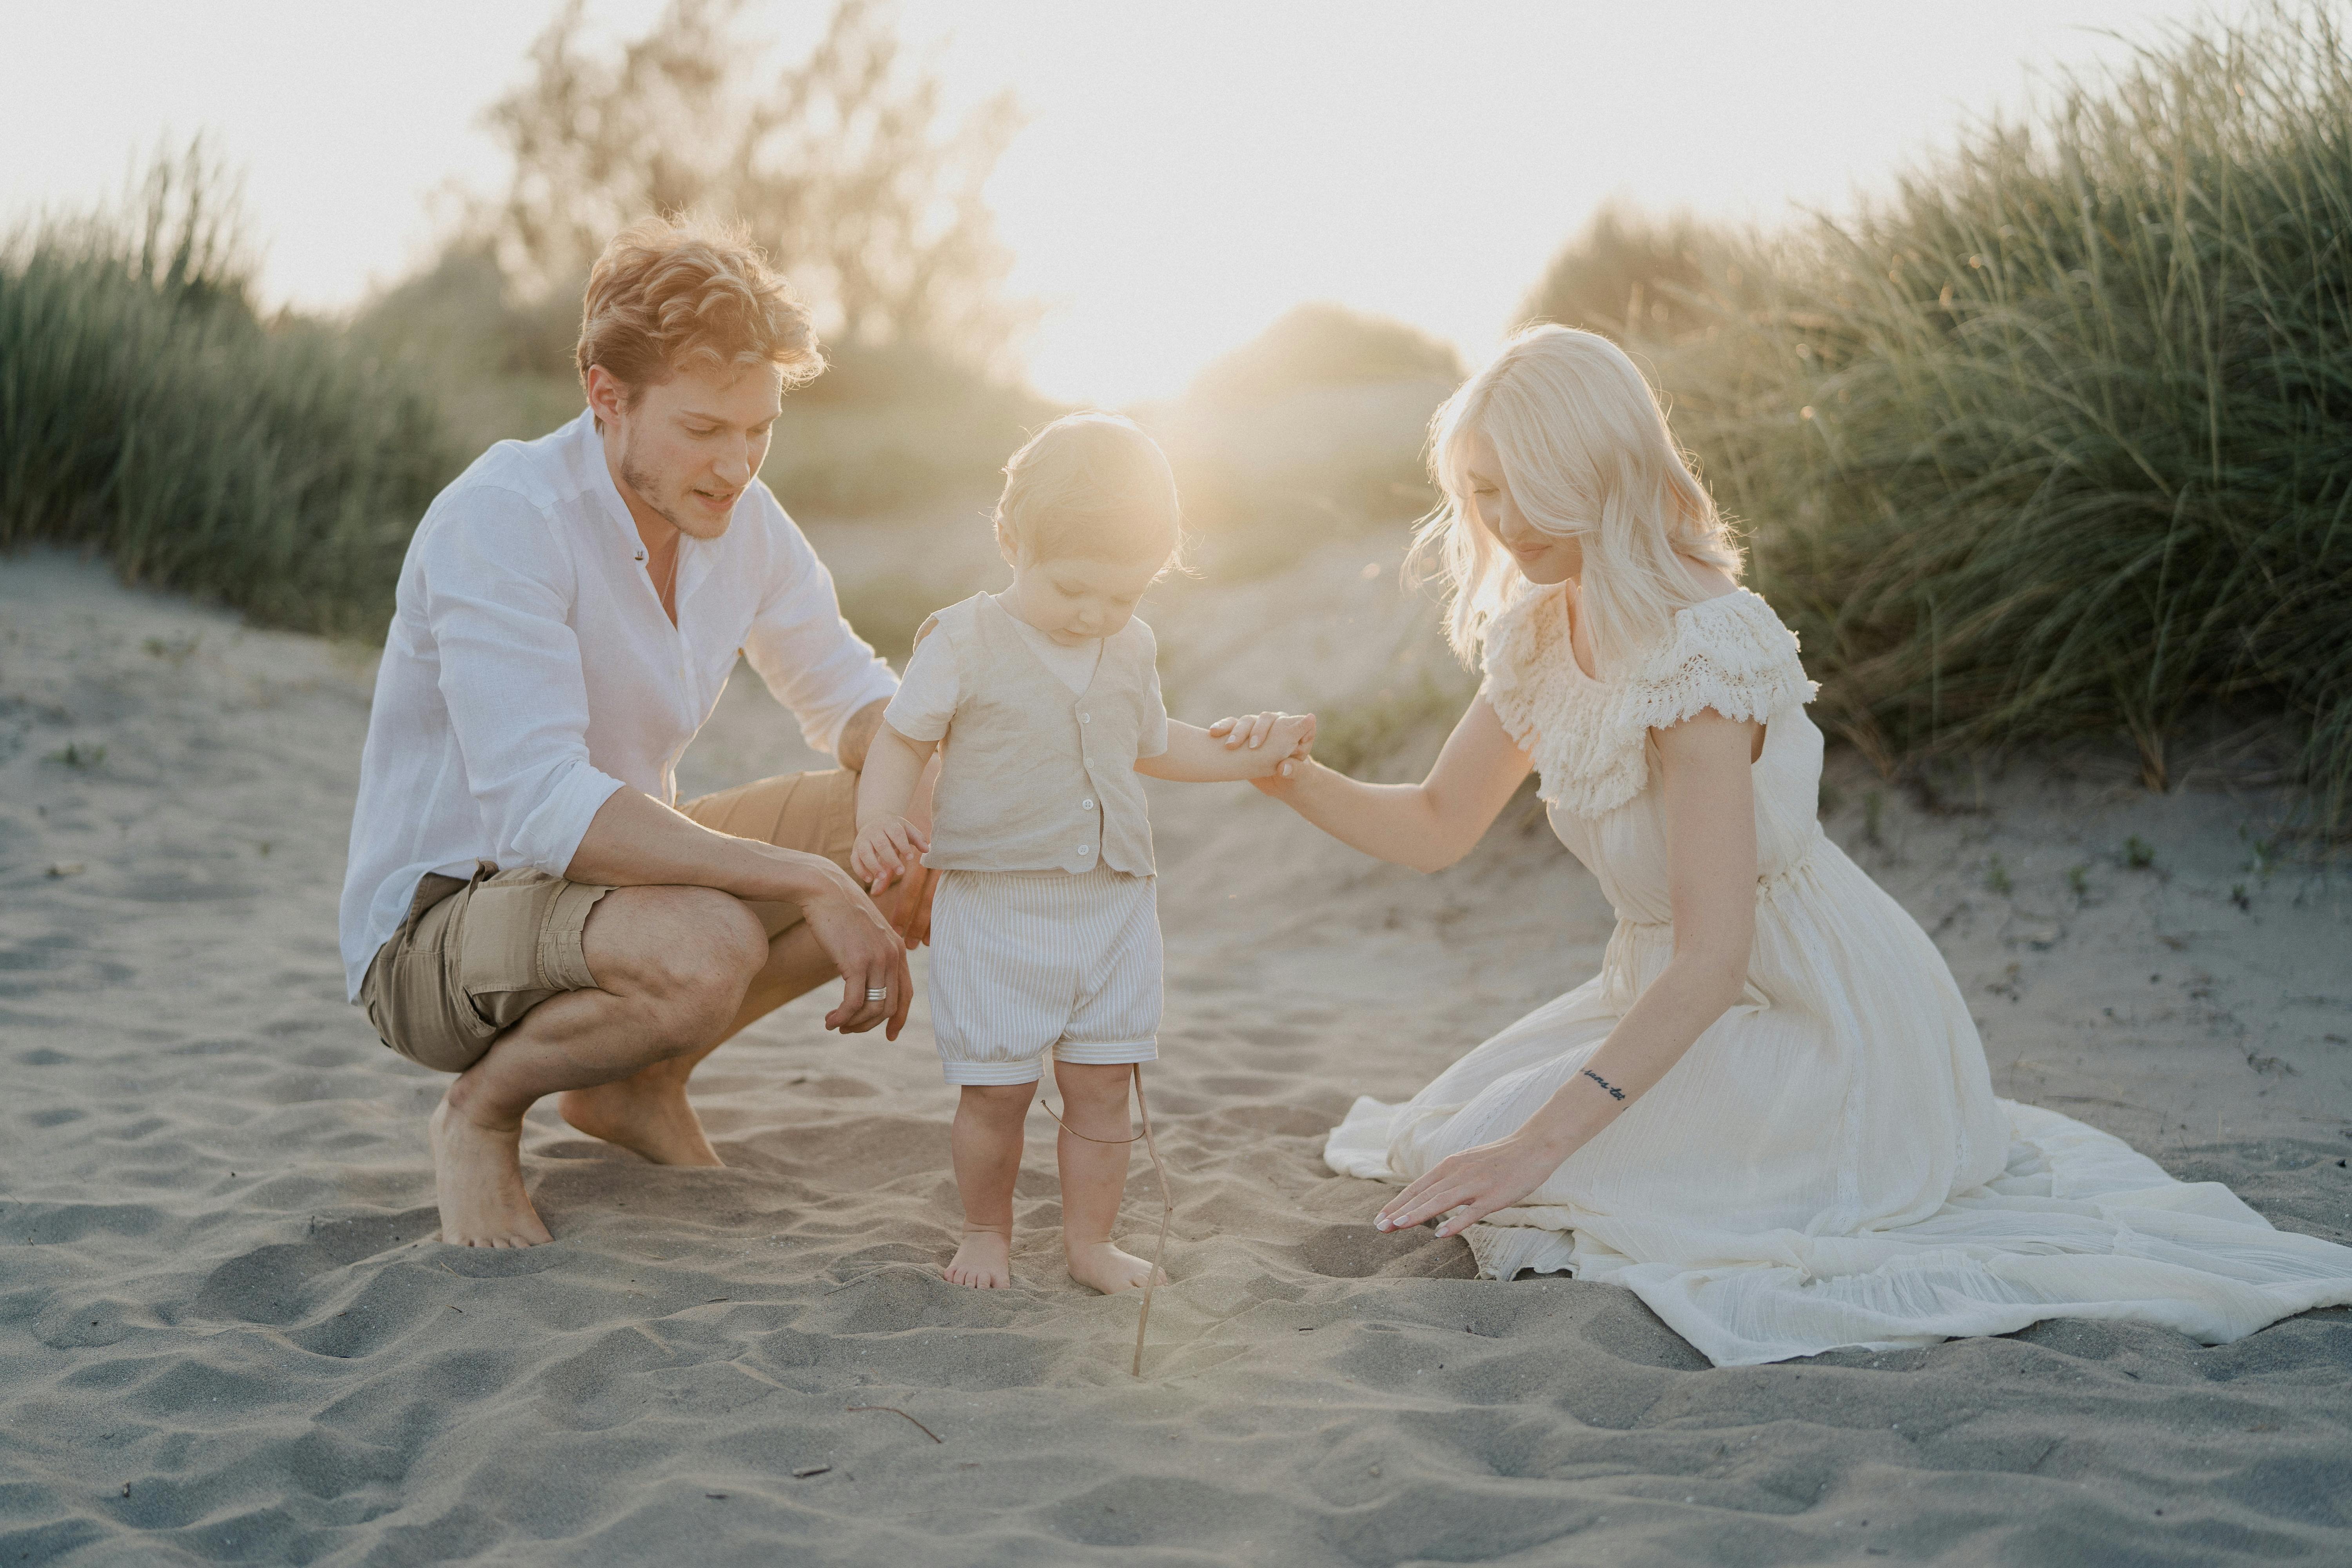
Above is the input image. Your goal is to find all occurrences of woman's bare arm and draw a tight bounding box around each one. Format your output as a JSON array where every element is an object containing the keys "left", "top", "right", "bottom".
[
  {"left": 1249, "top": 697, "right": 1533, "bottom": 873},
  {"left": 1373, "top": 708, "right": 1762, "bottom": 1235}
]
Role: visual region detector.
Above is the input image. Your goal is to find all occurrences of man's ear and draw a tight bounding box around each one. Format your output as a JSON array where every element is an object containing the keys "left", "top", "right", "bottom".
[{"left": 585, "top": 365, "right": 630, "bottom": 428}]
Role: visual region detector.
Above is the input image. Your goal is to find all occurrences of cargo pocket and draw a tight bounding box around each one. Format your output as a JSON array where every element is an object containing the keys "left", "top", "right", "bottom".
[
  {"left": 361, "top": 871, "right": 499, "bottom": 1073},
  {"left": 450, "top": 872, "right": 565, "bottom": 1036}
]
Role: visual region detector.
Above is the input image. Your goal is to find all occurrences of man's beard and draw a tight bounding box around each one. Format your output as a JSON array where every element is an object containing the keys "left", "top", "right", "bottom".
[{"left": 618, "top": 440, "right": 696, "bottom": 536}]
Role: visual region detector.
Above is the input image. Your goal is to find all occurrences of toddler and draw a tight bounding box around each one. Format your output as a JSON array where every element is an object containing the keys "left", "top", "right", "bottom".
[{"left": 853, "top": 413, "right": 1311, "bottom": 1294}]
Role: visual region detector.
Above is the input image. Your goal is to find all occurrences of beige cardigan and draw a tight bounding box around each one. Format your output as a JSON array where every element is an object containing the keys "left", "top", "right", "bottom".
[{"left": 915, "top": 593, "right": 1161, "bottom": 876}]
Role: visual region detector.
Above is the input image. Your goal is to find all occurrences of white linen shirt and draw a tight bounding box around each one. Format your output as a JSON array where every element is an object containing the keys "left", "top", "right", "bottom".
[{"left": 338, "top": 411, "right": 897, "bottom": 999}]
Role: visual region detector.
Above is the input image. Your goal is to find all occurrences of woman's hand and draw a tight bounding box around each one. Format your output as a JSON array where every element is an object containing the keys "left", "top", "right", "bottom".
[
  {"left": 1209, "top": 710, "right": 1314, "bottom": 756},
  {"left": 1374, "top": 1132, "right": 1567, "bottom": 1238},
  {"left": 1248, "top": 761, "right": 1309, "bottom": 799},
  {"left": 1208, "top": 711, "right": 1315, "bottom": 782}
]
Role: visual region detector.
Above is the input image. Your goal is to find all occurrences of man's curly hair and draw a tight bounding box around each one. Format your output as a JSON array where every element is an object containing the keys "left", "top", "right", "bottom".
[{"left": 575, "top": 218, "right": 824, "bottom": 425}]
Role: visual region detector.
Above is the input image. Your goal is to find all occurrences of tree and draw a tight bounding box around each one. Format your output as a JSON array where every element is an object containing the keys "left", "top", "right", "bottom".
[{"left": 483, "top": 0, "right": 1027, "bottom": 375}]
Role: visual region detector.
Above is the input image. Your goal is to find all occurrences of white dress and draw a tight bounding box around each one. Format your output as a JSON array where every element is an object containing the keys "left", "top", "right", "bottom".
[{"left": 1325, "top": 585, "right": 2352, "bottom": 1366}]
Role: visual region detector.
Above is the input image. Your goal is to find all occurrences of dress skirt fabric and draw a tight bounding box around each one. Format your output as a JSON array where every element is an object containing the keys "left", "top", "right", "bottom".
[{"left": 1326, "top": 587, "right": 2352, "bottom": 1367}]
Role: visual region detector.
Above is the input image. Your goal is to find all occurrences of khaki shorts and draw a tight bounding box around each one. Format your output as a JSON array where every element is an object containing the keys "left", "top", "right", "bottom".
[{"left": 359, "top": 769, "right": 859, "bottom": 1073}]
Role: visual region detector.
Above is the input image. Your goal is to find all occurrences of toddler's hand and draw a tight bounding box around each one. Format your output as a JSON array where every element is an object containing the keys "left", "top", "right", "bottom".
[{"left": 851, "top": 815, "right": 929, "bottom": 892}]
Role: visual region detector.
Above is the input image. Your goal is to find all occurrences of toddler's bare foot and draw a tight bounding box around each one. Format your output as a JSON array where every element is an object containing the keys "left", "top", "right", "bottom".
[
  {"left": 1067, "top": 1240, "right": 1165, "bottom": 1296},
  {"left": 946, "top": 1228, "right": 1013, "bottom": 1288}
]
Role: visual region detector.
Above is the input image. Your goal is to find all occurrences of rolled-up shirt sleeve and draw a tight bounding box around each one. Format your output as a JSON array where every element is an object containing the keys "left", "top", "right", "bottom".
[
  {"left": 422, "top": 488, "right": 625, "bottom": 875},
  {"left": 739, "top": 492, "right": 900, "bottom": 755}
]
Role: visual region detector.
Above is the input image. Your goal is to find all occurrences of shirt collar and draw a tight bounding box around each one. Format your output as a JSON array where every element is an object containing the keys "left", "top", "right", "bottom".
[{"left": 564, "top": 408, "right": 734, "bottom": 615}]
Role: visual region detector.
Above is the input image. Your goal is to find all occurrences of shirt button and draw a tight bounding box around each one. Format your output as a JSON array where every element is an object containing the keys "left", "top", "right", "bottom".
[{"left": 1081, "top": 799, "right": 1094, "bottom": 810}]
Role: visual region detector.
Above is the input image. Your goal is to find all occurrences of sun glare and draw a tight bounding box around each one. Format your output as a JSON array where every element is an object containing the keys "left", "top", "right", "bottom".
[{"left": 0, "top": 0, "right": 2262, "bottom": 405}]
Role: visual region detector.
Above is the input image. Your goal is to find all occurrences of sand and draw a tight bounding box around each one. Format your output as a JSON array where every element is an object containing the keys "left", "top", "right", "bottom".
[{"left": 4, "top": 539, "right": 2349, "bottom": 1566}]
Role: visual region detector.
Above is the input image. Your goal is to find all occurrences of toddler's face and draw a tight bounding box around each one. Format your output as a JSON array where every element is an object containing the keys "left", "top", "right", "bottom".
[{"left": 1001, "top": 550, "right": 1164, "bottom": 645}]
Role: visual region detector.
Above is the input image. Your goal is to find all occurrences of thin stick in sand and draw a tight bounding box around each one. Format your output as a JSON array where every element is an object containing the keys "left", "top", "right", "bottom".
[
  {"left": 1129, "top": 1064, "right": 1173, "bottom": 1379},
  {"left": 847, "top": 1405, "right": 942, "bottom": 1443},
  {"left": 1038, "top": 1063, "right": 1176, "bottom": 1377}
]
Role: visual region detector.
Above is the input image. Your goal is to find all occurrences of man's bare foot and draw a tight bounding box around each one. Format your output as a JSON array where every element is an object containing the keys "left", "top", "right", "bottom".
[
  {"left": 430, "top": 1093, "right": 553, "bottom": 1247},
  {"left": 946, "top": 1229, "right": 1013, "bottom": 1288},
  {"left": 1066, "top": 1240, "right": 1165, "bottom": 1296},
  {"left": 557, "top": 1079, "right": 722, "bottom": 1167}
]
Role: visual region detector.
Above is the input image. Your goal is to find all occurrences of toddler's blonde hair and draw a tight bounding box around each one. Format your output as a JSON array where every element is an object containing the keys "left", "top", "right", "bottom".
[
  {"left": 996, "top": 413, "right": 1183, "bottom": 568},
  {"left": 1411, "top": 325, "right": 1742, "bottom": 674}
]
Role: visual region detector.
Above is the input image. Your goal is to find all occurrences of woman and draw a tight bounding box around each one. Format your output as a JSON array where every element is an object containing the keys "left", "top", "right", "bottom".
[{"left": 1246, "top": 325, "right": 2352, "bottom": 1367}]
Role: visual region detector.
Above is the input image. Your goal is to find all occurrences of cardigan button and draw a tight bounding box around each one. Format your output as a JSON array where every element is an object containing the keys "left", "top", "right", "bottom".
[
  {"left": 1079, "top": 713, "right": 1091, "bottom": 723},
  {"left": 1076, "top": 845, "right": 1091, "bottom": 857},
  {"left": 1081, "top": 799, "right": 1094, "bottom": 811}
]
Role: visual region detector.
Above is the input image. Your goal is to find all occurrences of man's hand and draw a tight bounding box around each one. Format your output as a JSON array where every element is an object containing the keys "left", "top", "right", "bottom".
[
  {"left": 852, "top": 814, "right": 929, "bottom": 892},
  {"left": 799, "top": 867, "right": 915, "bottom": 1038}
]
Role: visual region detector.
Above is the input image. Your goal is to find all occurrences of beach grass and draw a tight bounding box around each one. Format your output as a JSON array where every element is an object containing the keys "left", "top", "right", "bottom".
[
  {"left": 1650, "top": 2, "right": 2352, "bottom": 824},
  {"left": 0, "top": 150, "right": 461, "bottom": 636}
]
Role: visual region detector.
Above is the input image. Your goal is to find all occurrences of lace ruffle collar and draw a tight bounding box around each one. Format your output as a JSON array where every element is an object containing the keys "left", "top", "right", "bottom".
[{"left": 1481, "top": 586, "right": 1818, "bottom": 818}]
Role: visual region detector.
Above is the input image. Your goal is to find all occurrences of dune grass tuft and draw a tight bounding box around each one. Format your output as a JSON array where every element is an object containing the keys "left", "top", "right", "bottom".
[
  {"left": 0, "top": 149, "right": 460, "bottom": 636},
  {"left": 1661, "top": 3, "right": 2352, "bottom": 823}
]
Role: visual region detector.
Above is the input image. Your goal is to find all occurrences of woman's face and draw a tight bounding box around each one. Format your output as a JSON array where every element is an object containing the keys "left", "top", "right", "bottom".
[{"left": 1462, "top": 428, "right": 1583, "bottom": 586}]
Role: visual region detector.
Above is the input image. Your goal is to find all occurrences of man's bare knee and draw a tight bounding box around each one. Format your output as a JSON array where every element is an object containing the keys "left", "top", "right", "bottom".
[{"left": 585, "top": 886, "right": 766, "bottom": 1028}]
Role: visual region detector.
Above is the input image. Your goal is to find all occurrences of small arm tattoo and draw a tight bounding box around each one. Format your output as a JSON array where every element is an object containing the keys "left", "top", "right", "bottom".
[{"left": 1581, "top": 1068, "right": 1626, "bottom": 1102}]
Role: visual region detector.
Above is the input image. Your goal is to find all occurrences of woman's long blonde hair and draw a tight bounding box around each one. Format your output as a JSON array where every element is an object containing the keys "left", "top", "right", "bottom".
[{"left": 1410, "top": 324, "right": 1742, "bottom": 673}]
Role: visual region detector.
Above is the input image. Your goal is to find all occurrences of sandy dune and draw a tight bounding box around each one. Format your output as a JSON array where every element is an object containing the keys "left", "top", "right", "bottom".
[{"left": 4, "top": 542, "right": 2349, "bottom": 1565}]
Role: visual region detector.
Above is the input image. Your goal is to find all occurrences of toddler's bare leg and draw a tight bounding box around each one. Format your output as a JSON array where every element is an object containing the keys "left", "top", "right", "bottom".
[
  {"left": 947, "top": 1081, "right": 1036, "bottom": 1287},
  {"left": 1055, "top": 1061, "right": 1165, "bottom": 1296}
]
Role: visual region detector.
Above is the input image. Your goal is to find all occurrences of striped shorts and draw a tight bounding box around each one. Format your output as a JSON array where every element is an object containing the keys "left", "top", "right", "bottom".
[{"left": 927, "top": 867, "right": 1162, "bottom": 1085}]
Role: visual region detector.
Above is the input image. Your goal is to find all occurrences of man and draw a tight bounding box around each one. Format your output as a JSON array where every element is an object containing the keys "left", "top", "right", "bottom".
[{"left": 339, "top": 219, "right": 928, "bottom": 1248}]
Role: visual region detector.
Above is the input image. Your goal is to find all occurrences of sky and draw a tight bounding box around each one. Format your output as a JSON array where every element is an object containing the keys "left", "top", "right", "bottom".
[{"left": 1, "top": 0, "right": 2268, "bottom": 406}]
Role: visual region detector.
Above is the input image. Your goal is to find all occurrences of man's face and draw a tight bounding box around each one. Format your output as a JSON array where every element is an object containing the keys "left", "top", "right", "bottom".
[{"left": 593, "top": 361, "right": 784, "bottom": 541}]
